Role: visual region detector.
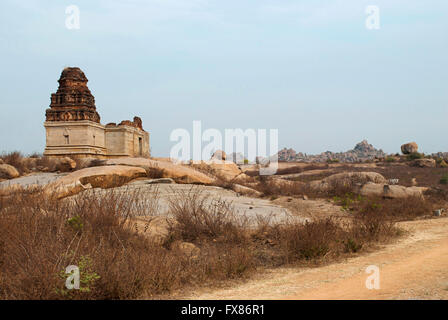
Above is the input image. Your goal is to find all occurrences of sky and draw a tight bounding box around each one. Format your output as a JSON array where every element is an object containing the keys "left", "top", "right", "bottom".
[{"left": 0, "top": 0, "right": 447, "bottom": 157}]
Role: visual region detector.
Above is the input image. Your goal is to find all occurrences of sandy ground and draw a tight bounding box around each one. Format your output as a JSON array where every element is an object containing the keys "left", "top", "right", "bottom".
[{"left": 184, "top": 217, "right": 448, "bottom": 300}]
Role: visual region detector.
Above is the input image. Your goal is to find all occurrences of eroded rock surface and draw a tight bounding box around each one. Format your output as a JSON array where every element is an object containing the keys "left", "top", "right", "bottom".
[
  {"left": 105, "top": 158, "right": 214, "bottom": 185},
  {"left": 401, "top": 142, "right": 419, "bottom": 154},
  {"left": 308, "top": 171, "right": 386, "bottom": 192},
  {"left": 359, "top": 183, "right": 427, "bottom": 199},
  {"left": 0, "top": 164, "right": 20, "bottom": 179},
  {"left": 45, "top": 165, "right": 147, "bottom": 198}
]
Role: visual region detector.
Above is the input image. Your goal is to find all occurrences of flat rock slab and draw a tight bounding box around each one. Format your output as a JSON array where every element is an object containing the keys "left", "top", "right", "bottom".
[
  {"left": 0, "top": 172, "right": 67, "bottom": 189},
  {"left": 78, "top": 181, "right": 302, "bottom": 227}
]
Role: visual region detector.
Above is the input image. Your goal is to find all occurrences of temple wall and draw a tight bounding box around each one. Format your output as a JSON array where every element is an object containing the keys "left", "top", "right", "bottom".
[
  {"left": 105, "top": 126, "right": 150, "bottom": 157},
  {"left": 44, "top": 121, "right": 107, "bottom": 157},
  {"left": 44, "top": 121, "right": 149, "bottom": 158}
]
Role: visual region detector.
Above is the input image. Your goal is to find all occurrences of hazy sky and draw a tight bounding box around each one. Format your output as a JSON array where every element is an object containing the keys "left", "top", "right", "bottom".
[{"left": 0, "top": 0, "right": 447, "bottom": 156}]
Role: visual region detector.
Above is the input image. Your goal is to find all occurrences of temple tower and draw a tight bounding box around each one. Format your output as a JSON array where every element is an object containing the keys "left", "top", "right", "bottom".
[{"left": 44, "top": 67, "right": 150, "bottom": 158}]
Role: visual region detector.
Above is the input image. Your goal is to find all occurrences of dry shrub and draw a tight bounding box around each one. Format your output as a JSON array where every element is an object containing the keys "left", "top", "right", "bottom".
[
  {"left": 0, "top": 183, "right": 409, "bottom": 299},
  {"left": 0, "top": 152, "right": 66, "bottom": 174},
  {"left": 146, "top": 163, "right": 165, "bottom": 179},
  {"left": 0, "top": 188, "right": 163, "bottom": 299},
  {"left": 167, "top": 188, "right": 256, "bottom": 280},
  {"left": 0, "top": 151, "right": 25, "bottom": 174},
  {"left": 351, "top": 195, "right": 433, "bottom": 221},
  {"left": 29, "top": 152, "right": 42, "bottom": 159},
  {"left": 253, "top": 176, "right": 306, "bottom": 197},
  {"left": 0, "top": 188, "right": 194, "bottom": 299},
  {"left": 34, "top": 156, "right": 54, "bottom": 171},
  {"left": 275, "top": 164, "right": 329, "bottom": 175},
  {"left": 34, "top": 156, "right": 64, "bottom": 172},
  {"left": 350, "top": 212, "right": 398, "bottom": 242},
  {"left": 0, "top": 187, "right": 257, "bottom": 299},
  {"left": 168, "top": 187, "right": 247, "bottom": 243},
  {"left": 253, "top": 215, "right": 399, "bottom": 266},
  {"left": 197, "top": 244, "right": 255, "bottom": 280},
  {"left": 278, "top": 219, "right": 341, "bottom": 261}
]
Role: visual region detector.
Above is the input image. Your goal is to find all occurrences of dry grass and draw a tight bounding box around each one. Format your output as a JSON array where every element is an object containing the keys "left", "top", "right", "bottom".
[
  {"left": 275, "top": 164, "right": 329, "bottom": 176},
  {"left": 0, "top": 187, "right": 256, "bottom": 299},
  {"left": 252, "top": 176, "right": 308, "bottom": 197},
  {"left": 0, "top": 151, "right": 72, "bottom": 174},
  {"left": 168, "top": 188, "right": 246, "bottom": 243},
  {"left": 350, "top": 195, "right": 433, "bottom": 221},
  {"left": 251, "top": 213, "right": 398, "bottom": 266},
  {"left": 0, "top": 188, "right": 167, "bottom": 299},
  {"left": 0, "top": 183, "right": 412, "bottom": 299},
  {"left": 1, "top": 151, "right": 26, "bottom": 174}
]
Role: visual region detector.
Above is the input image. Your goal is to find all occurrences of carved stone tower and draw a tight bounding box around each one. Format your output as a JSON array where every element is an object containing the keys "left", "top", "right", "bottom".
[
  {"left": 45, "top": 67, "right": 100, "bottom": 123},
  {"left": 44, "top": 67, "right": 150, "bottom": 158}
]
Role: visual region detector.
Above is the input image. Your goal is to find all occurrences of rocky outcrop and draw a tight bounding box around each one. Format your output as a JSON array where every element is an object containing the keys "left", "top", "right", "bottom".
[
  {"left": 229, "top": 152, "right": 245, "bottom": 164},
  {"left": 307, "top": 171, "right": 427, "bottom": 199},
  {"left": 54, "top": 157, "right": 77, "bottom": 172},
  {"left": 192, "top": 160, "right": 244, "bottom": 182},
  {"left": 211, "top": 150, "right": 226, "bottom": 161},
  {"left": 360, "top": 183, "right": 427, "bottom": 199},
  {"left": 231, "top": 184, "right": 262, "bottom": 197},
  {"left": 44, "top": 165, "right": 147, "bottom": 198},
  {"left": 73, "top": 157, "right": 106, "bottom": 169},
  {"left": 411, "top": 159, "right": 436, "bottom": 168},
  {"left": 0, "top": 164, "right": 20, "bottom": 179},
  {"left": 105, "top": 158, "right": 214, "bottom": 185},
  {"left": 401, "top": 142, "right": 418, "bottom": 155},
  {"left": 308, "top": 172, "right": 386, "bottom": 192},
  {"left": 431, "top": 152, "right": 448, "bottom": 160},
  {"left": 276, "top": 140, "right": 386, "bottom": 163},
  {"left": 131, "top": 216, "right": 178, "bottom": 246}
]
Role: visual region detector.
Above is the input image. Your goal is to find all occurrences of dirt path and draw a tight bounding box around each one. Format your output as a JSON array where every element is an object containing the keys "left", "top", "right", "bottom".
[{"left": 185, "top": 217, "right": 448, "bottom": 300}]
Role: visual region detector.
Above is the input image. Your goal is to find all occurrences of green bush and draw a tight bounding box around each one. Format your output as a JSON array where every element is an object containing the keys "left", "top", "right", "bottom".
[
  {"left": 333, "top": 193, "right": 363, "bottom": 212},
  {"left": 439, "top": 160, "right": 448, "bottom": 168},
  {"left": 406, "top": 152, "right": 424, "bottom": 160},
  {"left": 343, "top": 238, "right": 363, "bottom": 253}
]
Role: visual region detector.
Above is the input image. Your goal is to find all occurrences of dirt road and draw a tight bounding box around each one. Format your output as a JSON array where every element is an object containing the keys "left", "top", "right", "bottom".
[{"left": 186, "top": 217, "right": 448, "bottom": 300}]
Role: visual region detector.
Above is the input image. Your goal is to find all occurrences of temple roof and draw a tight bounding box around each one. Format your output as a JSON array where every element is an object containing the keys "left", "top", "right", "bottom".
[
  {"left": 59, "top": 67, "right": 88, "bottom": 82},
  {"left": 45, "top": 67, "right": 100, "bottom": 123}
]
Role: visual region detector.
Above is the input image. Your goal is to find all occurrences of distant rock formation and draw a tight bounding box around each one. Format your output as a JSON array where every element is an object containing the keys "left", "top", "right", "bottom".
[
  {"left": 431, "top": 152, "right": 448, "bottom": 160},
  {"left": 277, "top": 140, "right": 386, "bottom": 163},
  {"left": 228, "top": 152, "right": 245, "bottom": 164},
  {"left": 401, "top": 142, "right": 418, "bottom": 155},
  {"left": 211, "top": 150, "right": 227, "bottom": 161}
]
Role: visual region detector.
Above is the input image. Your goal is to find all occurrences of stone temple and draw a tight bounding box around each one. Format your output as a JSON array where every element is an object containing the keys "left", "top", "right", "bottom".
[{"left": 44, "top": 67, "right": 150, "bottom": 158}]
